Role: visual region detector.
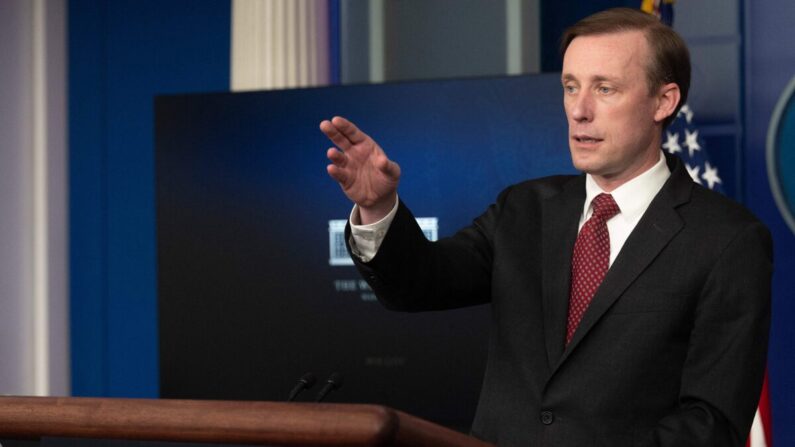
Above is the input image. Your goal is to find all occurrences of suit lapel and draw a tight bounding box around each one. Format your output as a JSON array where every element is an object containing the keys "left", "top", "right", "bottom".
[
  {"left": 541, "top": 176, "right": 585, "bottom": 369},
  {"left": 550, "top": 154, "right": 693, "bottom": 373}
]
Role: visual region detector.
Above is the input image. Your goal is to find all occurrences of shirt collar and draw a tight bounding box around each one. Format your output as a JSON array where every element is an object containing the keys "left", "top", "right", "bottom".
[{"left": 583, "top": 151, "right": 671, "bottom": 222}]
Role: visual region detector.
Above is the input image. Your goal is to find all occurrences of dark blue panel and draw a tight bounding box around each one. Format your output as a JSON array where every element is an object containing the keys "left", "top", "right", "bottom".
[
  {"left": 329, "top": 0, "right": 340, "bottom": 84},
  {"left": 68, "top": 0, "right": 109, "bottom": 397},
  {"left": 540, "top": 0, "right": 637, "bottom": 72},
  {"left": 744, "top": 0, "right": 795, "bottom": 444},
  {"left": 155, "top": 74, "right": 571, "bottom": 427},
  {"left": 69, "top": 0, "right": 231, "bottom": 397}
]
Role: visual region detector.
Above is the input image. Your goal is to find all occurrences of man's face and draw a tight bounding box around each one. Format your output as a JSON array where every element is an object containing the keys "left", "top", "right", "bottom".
[{"left": 562, "top": 30, "right": 665, "bottom": 190}]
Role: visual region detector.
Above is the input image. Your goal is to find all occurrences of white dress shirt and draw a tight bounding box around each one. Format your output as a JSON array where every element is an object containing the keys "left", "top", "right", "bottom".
[
  {"left": 350, "top": 151, "right": 671, "bottom": 265},
  {"left": 580, "top": 151, "right": 670, "bottom": 266},
  {"left": 348, "top": 196, "right": 400, "bottom": 262}
]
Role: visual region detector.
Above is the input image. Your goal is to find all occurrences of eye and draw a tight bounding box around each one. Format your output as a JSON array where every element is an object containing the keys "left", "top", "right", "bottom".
[
  {"left": 597, "top": 85, "right": 614, "bottom": 95},
  {"left": 563, "top": 84, "right": 578, "bottom": 94}
]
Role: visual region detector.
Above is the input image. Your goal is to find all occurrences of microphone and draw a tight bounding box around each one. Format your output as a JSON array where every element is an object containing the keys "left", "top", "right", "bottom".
[
  {"left": 315, "top": 372, "right": 344, "bottom": 402},
  {"left": 287, "top": 372, "right": 317, "bottom": 402}
]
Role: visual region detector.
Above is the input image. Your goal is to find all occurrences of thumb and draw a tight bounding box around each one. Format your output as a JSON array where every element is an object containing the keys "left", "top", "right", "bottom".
[{"left": 379, "top": 158, "right": 401, "bottom": 181}]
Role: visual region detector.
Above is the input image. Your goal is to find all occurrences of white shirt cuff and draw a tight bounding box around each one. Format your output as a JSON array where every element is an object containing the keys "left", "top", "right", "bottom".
[{"left": 348, "top": 196, "right": 399, "bottom": 262}]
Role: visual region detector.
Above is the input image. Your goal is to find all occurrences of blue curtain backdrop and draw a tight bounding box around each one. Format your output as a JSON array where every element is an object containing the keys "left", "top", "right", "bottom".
[{"left": 69, "top": 0, "right": 231, "bottom": 396}]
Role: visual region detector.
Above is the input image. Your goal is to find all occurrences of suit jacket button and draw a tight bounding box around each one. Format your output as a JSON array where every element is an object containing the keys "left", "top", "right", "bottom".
[{"left": 540, "top": 410, "right": 554, "bottom": 425}]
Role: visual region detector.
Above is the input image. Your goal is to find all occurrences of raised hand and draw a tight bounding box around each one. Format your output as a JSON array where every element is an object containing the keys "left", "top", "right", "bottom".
[{"left": 321, "top": 116, "right": 401, "bottom": 224}]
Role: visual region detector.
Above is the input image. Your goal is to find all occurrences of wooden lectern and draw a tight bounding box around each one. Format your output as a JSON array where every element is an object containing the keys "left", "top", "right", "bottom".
[{"left": 0, "top": 396, "right": 494, "bottom": 446}]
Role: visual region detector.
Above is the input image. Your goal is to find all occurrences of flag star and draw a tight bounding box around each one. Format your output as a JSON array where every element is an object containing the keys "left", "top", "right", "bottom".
[
  {"left": 684, "top": 129, "right": 701, "bottom": 157},
  {"left": 701, "top": 161, "right": 722, "bottom": 190},
  {"left": 662, "top": 131, "right": 682, "bottom": 154},
  {"left": 686, "top": 163, "right": 702, "bottom": 184},
  {"left": 678, "top": 104, "right": 694, "bottom": 124}
]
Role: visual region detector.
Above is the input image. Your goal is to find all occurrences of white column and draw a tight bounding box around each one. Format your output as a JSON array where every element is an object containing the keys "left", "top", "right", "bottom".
[
  {"left": 41, "top": 0, "right": 70, "bottom": 397},
  {"left": 0, "top": 0, "right": 69, "bottom": 396},
  {"left": 231, "top": 0, "right": 331, "bottom": 91},
  {"left": 506, "top": 0, "right": 540, "bottom": 75},
  {"left": 368, "top": 0, "right": 384, "bottom": 83}
]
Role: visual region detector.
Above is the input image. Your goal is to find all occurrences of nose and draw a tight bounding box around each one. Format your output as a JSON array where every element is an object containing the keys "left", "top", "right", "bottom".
[{"left": 568, "top": 91, "right": 594, "bottom": 123}]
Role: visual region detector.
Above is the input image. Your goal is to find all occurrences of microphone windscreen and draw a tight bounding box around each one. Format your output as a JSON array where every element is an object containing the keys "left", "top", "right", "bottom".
[{"left": 300, "top": 372, "right": 317, "bottom": 388}]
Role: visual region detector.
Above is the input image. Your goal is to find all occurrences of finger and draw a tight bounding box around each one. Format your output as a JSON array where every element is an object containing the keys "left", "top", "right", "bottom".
[
  {"left": 331, "top": 116, "right": 370, "bottom": 145},
  {"left": 326, "top": 147, "right": 347, "bottom": 167},
  {"left": 326, "top": 164, "right": 349, "bottom": 185},
  {"left": 375, "top": 153, "right": 401, "bottom": 180},
  {"left": 382, "top": 160, "right": 401, "bottom": 180},
  {"left": 320, "top": 119, "right": 353, "bottom": 152}
]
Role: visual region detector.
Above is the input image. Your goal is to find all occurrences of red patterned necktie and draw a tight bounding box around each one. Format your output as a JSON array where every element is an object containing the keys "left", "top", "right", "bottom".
[{"left": 566, "top": 193, "right": 620, "bottom": 345}]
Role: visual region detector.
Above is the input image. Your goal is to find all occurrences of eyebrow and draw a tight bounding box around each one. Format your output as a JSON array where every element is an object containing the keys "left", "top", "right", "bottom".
[{"left": 562, "top": 73, "right": 620, "bottom": 84}]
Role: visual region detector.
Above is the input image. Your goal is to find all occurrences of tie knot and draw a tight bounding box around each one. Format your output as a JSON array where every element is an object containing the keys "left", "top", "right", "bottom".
[{"left": 591, "top": 193, "right": 620, "bottom": 221}]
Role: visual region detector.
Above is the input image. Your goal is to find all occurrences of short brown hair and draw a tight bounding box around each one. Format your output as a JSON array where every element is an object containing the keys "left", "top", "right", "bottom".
[{"left": 560, "top": 8, "right": 690, "bottom": 128}]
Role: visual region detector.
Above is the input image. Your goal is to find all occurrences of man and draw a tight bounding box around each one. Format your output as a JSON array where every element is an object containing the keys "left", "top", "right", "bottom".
[{"left": 320, "top": 8, "right": 771, "bottom": 447}]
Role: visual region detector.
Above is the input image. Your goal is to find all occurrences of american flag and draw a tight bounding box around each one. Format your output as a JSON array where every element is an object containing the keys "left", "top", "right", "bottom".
[
  {"left": 663, "top": 104, "right": 724, "bottom": 192},
  {"left": 747, "top": 372, "right": 774, "bottom": 447},
  {"left": 641, "top": 0, "right": 675, "bottom": 26}
]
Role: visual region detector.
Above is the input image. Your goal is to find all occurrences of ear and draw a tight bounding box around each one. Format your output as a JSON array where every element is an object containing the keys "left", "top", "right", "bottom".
[{"left": 653, "top": 82, "right": 681, "bottom": 124}]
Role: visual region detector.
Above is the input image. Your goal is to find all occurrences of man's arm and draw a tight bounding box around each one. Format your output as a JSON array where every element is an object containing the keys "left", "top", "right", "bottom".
[
  {"left": 322, "top": 116, "right": 492, "bottom": 310},
  {"left": 345, "top": 185, "right": 512, "bottom": 312},
  {"left": 639, "top": 221, "right": 773, "bottom": 446}
]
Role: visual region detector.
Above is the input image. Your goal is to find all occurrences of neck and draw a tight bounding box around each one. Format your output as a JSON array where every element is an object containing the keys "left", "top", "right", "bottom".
[{"left": 593, "top": 150, "right": 663, "bottom": 192}]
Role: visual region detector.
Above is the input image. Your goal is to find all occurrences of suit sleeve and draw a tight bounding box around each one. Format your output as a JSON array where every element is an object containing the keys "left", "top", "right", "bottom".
[
  {"left": 637, "top": 221, "right": 773, "bottom": 447},
  {"left": 345, "top": 188, "right": 513, "bottom": 312}
]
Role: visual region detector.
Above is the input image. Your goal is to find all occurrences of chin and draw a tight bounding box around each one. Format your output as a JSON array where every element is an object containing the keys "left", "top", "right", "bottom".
[
  {"left": 573, "top": 161, "right": 615, "bottom": 178},
  {"left": 570, "top": 155, "right": 599, "bottom": 173},
  {"left": 570, "top": 145, "right": 596, "bottom": 162}
]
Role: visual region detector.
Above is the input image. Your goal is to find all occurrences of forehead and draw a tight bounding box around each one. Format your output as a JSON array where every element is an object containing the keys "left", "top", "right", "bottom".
[{"left": 562, "top": 30, "right": 649, "bottom": 81}]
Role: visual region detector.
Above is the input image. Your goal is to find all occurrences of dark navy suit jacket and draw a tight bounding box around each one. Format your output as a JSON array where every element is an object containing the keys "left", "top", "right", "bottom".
[{"left": 347, "top": 153, "right": 772, "bottom": 447}]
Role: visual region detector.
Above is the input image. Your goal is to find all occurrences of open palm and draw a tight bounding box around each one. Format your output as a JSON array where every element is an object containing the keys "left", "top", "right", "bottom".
[{"left": 321, "top": 116, "right": 400, "bottom": 221}]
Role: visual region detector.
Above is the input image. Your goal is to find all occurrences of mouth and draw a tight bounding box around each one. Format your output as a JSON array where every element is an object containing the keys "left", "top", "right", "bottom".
[{"left": 572, "top": 134, "right": 603, "bottom": 144}]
